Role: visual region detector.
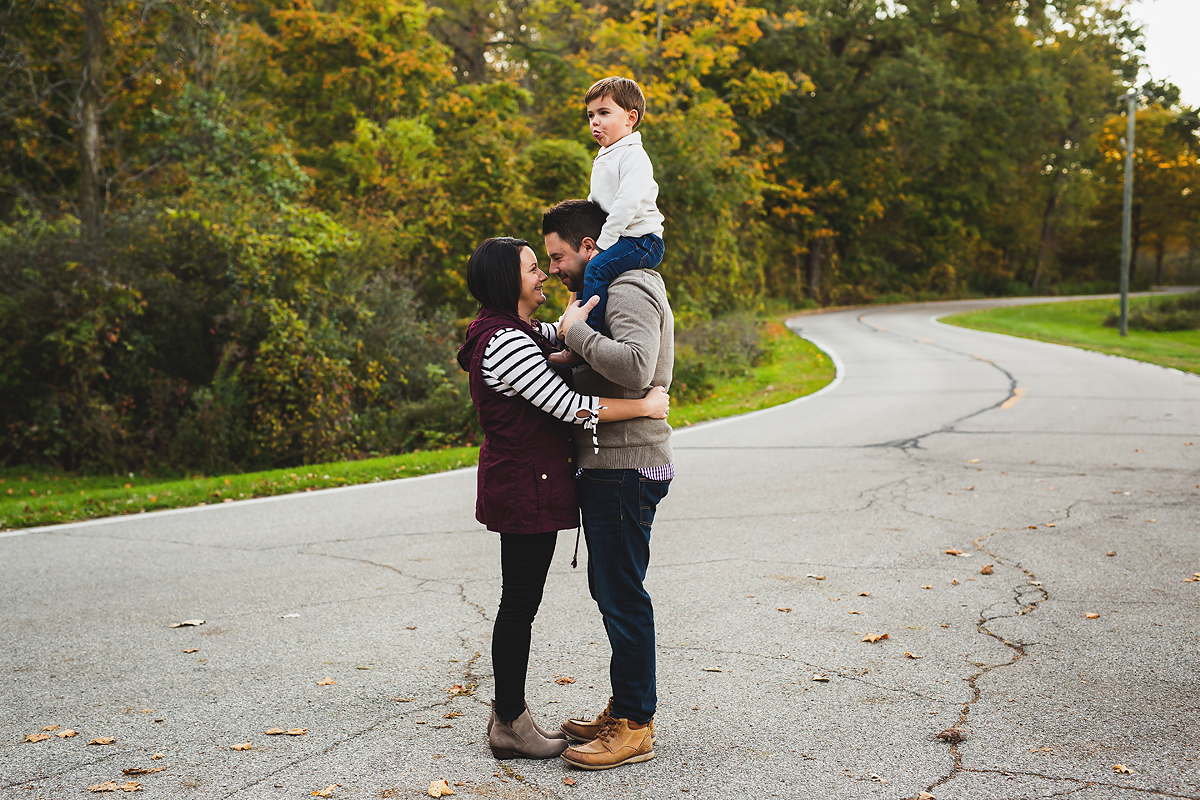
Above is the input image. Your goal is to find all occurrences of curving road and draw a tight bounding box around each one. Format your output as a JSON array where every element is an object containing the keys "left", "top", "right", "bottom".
[{"left": 3, "top": 299, "right": 1198, "bottom": 799}]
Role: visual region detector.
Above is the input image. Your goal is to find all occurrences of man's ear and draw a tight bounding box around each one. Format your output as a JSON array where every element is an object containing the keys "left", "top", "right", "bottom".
[{"left": 580, "top": 236, "right": 599, "bottom": 257}]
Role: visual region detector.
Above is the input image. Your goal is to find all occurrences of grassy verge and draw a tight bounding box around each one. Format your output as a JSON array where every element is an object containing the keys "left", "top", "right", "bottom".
[
  {"left": 2, "top": 316, "right": 834, "bottom": 531},
  {"left": 942, "top": 296, "right": 1200, "bottom": 374},
  {"left": 672, "top": 320, "right": 834, "bottom": 426}
]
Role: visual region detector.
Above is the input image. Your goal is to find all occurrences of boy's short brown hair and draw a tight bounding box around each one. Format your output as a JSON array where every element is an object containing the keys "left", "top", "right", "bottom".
[{"left": 584, "top": 77, "right": 646, "bottom": 130}]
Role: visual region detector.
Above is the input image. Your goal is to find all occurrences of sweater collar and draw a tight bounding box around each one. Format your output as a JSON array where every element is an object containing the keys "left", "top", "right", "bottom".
[{"left": 596, "top": 130, "right": 642, "bottom": 158}]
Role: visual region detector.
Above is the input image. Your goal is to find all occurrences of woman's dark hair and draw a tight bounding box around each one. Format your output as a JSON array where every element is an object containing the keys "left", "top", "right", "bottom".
[{"left": 466, "top": 237, "right": 530, "bottom": 313}]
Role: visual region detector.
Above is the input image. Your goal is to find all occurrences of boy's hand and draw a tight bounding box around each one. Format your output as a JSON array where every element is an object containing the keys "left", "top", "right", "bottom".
[{"left": 560, "top": 295, "right": 599, "bottom": 339}]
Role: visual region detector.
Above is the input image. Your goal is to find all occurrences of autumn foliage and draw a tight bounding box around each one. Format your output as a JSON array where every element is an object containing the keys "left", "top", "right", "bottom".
[{"left": 0, "top": 0, "right": 1197, "bottom": 473}]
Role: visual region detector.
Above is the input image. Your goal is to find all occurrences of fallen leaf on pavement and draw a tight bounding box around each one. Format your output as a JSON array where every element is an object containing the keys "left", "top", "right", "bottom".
[
  {"left": 555, "top": 676, "right": 576, "bottom": 685},
  {"left": 848, "top": 610, "right": 862, "bottom": 615},
  {"left": 183, "top": 649, "right": 198, "bottom": 654},
  {"left": 443, "top": 712, "right": 464, "bottom": 719},
  {"left": 918, "top": 793, "right": 936, "bottom": 800},
  {"left": 57, "top": 729, "right": 77, "bottom": 738},
  {"left": 428, "top": 779, "right": 455, "bottom": 797},
  {"left": 980, "top": 564, "right": 994, "bottom": 575},
  {"left": 168, "top": 620, "right": 204, "bottom": 628},
  {"left": 150, "top": 753, "right": 163, "bottom": 760},
  {"left": 868, "top": 773, "right": 888, "bottom": 783},
  {"left": 1086, "top": 613, "right": 1100, "bottom": 619},
  {"left": 394, "top": 697, "right": 414, "bottom": 702},
  {"left": 122, "top": 767, "right": 164, "bottom": 776},
  {"left": 446, "top": 684, "right": 465, "bottom": 694},
  {"left": 1113, "top": 764, "right": 1133, "bottom": 774},
  {"left": 921, "top": 585, "right": 933, "bottom": 589},
  {"left": 312, "top": 785, "right": 339, "bottom": 798},
  {"left": 1030, "top": 747, "right": 1052, "bottom": 753},
  {"left": 968, "top": 459, "right": 979, "bottom": 463},
  {"left": 777, "top": 607, "right": 791, "bottom": 613},
  {"left": 230, "top": 742, "right": 252, "bottom": 751},
  {"left": 702, "top": 666, "right": 724, "bottom": 672},
  {"left": 1046, "top": 522, "right": 1056, "bottom": 528},
  {"left": 317, "top": 678, "right": 335, "bottom": 686},
  {"left": 858, "top": 591, "right": 870, "bottom": 596},
  {"left": 812, "top": 674, "right": 830, "bottom": 682},
  {"left": 1027, "top": 525, "right": 1038, "bottom": 529},
  {"left": 936, "top": 728, "right": 967, "bottom": 743},
  {"left": 861, "top": 633, "right": 889, "bottom": 643},
  {"left": 88, "top": 737, "right": 116, "bottom": 745},
  {"left": 806, "top": 574, "right": 826, "bottom": 580},
  {"left": 287, "top": 729, "right": 307, "bottom": 735},
  {"left": 406, "top": 626, "right": 417, "bottom": 630},
  {"left": 43, "top": 725, "right": 60, "bottom": 731},
  {"left": 87, "top": 781, "right": 142, "bottom": 793},
  {"left": 951, "top": 579, "right": 959, "bottom": 585},
  {"left": 25, "top": 733, "right": 50, "bottom": 743},
  {"left": 264, "top": 729, "right": 286, "bottom": 735},
  {"left": 563, "top": 777, "right": 576, "bottom": 786},
  {"left": 943, "top": 549, "right": 963, "bottom": 555},
  {"left": 904, "top": 652, "right": 922, "bottom": 659}
]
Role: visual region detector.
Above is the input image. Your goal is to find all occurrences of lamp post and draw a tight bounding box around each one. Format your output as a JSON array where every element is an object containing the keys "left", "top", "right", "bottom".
[{"left": 1118, "top": 89, "right": 1142, "bottom": 337}]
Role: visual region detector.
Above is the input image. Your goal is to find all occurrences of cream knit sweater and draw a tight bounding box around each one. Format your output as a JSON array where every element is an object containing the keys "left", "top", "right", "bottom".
[{"left": 588, "top": 131, "right": 666, "bottom": 251}]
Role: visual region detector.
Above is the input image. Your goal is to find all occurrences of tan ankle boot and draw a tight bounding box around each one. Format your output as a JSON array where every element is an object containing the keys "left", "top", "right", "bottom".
[
  {"left": 488, "top": 707, "right": 569, "bottom": 759},
  {"left": 560, "top": 717, "right": 655, "bottom": 770}
]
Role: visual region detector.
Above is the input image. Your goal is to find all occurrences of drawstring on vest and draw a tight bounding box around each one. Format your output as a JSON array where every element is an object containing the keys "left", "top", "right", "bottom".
[{"left": 571, "top": 525, "right": 581, "bottom": 569}]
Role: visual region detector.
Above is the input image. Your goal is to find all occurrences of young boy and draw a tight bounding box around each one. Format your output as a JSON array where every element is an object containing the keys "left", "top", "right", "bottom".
[{"left": 576, "top": 76, "right": 665, "bottom": 332}]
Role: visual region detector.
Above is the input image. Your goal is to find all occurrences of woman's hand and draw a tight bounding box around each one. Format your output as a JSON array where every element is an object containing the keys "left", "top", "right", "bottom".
[{"left": 643, "top": 385, "right": 670, "bottom": 419}]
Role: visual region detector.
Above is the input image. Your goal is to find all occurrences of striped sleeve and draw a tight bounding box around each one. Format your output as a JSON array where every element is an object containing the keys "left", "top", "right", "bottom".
[{"left": 481, "top": 328, "right": 598, "bottom": 424}]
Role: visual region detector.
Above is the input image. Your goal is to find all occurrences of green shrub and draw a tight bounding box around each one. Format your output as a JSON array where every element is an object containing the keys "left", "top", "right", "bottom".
[
  {"left": 672, "top": 314, "right": 767, "bottom": 404},
  {"left": 1104, "top": 291, "right": 1200, "bottom": 332}
]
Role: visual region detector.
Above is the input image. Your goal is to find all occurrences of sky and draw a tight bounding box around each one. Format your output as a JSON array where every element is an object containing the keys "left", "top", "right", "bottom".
[{"left": 1127, "top": 0, "right": 1199, "bottom": 107}]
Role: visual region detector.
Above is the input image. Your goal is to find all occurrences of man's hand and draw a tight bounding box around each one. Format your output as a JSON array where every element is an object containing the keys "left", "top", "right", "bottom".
[{"left": 559, "top": 295, "right": 600, "bottom": 339}]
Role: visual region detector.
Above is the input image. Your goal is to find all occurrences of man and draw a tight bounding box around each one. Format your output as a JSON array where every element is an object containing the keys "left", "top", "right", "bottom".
[{"left": 542, "top": 199, "right": 674, "bottom": 770}]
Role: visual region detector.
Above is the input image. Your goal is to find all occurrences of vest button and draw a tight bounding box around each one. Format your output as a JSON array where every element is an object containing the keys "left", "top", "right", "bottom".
[{"left": 541, "top": 474, "right": 547, "bottom": 480}]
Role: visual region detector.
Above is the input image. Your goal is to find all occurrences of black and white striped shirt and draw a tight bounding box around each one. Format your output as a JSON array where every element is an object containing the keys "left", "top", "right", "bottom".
[{"left": 481, "top": 322, "right": 598, "bottom": 424}]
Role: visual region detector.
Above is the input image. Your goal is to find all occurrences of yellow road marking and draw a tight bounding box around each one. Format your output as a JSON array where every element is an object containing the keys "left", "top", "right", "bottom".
[
  {"left": 1000, "top": 388, "right": 1027, "bottom": 410},
  {"left": 914, "top": 337, "right": 932, "bottom": 344},
  {"left": 972, "top": 354, "right": 993, "bottom": 363}
]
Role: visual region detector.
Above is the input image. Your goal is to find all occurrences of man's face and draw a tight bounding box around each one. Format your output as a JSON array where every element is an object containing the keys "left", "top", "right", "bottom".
[{"left": 543, "top": 231, "right": 594, "bottom": 292}]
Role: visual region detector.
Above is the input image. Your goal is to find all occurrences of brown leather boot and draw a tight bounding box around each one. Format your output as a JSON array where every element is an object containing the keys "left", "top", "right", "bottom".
[
  {"left": 560, "top": 698, "right": 615, "bottom": 743},
  {"left": 560, "top": 717, "right": 655, "bottom": 770},
  {"left": 488, "top": 707, "right": 569, "bottom": 759}
]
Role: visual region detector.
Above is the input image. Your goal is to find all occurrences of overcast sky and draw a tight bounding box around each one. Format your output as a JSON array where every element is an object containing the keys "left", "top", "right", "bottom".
[{"left": 1127, "top": 0, "right": 1199, "bottom": 107}]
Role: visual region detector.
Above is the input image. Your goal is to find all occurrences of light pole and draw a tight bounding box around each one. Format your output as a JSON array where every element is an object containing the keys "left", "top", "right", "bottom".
[{"left": 1118, "top": 89, "right": 1143, "bottom": 337}]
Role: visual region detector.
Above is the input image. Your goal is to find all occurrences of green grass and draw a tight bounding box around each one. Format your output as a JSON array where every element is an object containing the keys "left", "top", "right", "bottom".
[
  {"left": 1, "top": 315, "right": 835, "bottom": 531},
  {"left": 672, "top": 320, "right": 835, "bottom": 426},
  {"left": 942, "top": 296, "right": 1200, "bottom": 375}
]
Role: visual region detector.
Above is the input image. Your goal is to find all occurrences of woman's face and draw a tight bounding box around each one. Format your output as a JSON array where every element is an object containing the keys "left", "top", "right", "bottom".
[{"left": 516, "top": 246, "right": 548, "bottom": 320}]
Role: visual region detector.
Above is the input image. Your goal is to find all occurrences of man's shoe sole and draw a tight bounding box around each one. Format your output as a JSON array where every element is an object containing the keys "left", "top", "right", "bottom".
[{"left": 560, "top": 750, "right": 655, "bottom": 770}]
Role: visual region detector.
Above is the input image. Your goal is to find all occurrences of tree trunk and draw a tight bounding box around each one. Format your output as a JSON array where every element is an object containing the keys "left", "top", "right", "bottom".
[
  {"left": 79, "top": 0, "right": 105, "bottom": 234},
  {"left": 1130, "top": 200, "right": 1142, "bottom": 281},
  {"left": 805, "top": 235, "right": 827, "bottom": 303},
  {"left": 1031, "top": 168, "right": 1065, "bottom": 289},
  {"left": 1154, "top": 238, "right": 1166, "bottom": 285}
]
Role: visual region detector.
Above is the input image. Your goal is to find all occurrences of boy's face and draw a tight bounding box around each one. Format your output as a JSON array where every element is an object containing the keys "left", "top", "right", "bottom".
[{"left": 587, "top": 94, "right": 638, "bottom": 148}]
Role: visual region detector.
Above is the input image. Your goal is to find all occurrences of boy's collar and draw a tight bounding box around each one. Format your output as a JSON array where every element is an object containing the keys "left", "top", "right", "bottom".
[{"left": 596, "top": 130, "right": 642, "bottom": 156}]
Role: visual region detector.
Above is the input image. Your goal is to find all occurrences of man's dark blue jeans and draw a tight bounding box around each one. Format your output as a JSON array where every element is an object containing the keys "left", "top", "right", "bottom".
[{"left": 577, "top": 468, "right": 670, "bottom": 724}]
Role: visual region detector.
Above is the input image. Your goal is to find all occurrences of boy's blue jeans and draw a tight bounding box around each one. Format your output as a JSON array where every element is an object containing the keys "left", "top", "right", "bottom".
[
  {"left": 577, "top": 468, "right": 670, "bottom": 724},
  {"left": 580, "top": 233, "right": 664, "bottom": 331}
]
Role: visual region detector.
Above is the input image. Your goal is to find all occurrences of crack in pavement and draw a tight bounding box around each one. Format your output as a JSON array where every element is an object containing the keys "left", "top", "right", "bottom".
[
  {"left": 2, "top": 751, "right": 122, "bottom": 791},
  {"left": 958, "top": 767, "right": 1200, "bottom": 799}
]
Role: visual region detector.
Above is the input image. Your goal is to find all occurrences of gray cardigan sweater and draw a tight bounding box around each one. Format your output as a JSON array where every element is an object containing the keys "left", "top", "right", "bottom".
[{"left": 563, "top": 270, "right": 674, "bottom": 469}]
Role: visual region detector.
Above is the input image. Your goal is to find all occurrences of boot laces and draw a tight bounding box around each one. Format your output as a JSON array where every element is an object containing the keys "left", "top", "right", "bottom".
[{"left": 595, "top": 717, "right": 620, "bottom": 742}]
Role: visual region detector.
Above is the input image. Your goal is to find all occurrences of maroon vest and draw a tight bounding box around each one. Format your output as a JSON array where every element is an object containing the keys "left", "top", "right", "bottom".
[{"left": 457, "top": 307, "right": 579, "bottom": 534}]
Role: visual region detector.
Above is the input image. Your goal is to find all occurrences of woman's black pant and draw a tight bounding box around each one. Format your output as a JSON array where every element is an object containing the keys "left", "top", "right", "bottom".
[{"left": 493, "top": 531, "right": 557, "bottom": 722}]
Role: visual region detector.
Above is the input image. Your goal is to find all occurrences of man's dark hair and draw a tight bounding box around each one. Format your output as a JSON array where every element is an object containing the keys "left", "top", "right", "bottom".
[
  {"left": 542, "top": 200, "right": 607, "bottom": 252},
  {"left": 466, "top": 237, "right": 529, "bottom": 313}
]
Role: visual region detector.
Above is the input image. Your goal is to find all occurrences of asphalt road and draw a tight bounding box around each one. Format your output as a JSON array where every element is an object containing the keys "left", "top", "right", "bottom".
[{"left": 3, "top": 299, "right": 1198, "bottom": 800}]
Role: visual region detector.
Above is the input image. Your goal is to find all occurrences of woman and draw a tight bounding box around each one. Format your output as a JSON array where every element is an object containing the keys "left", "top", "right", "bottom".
[{"left": 456, "top": 237, "right": 669, "bottom": 760}]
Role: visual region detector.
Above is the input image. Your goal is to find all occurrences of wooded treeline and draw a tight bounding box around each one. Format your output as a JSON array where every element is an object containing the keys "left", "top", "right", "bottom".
[{"left": 2, "top": 0, "right": 1197, "bottom": 473}]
